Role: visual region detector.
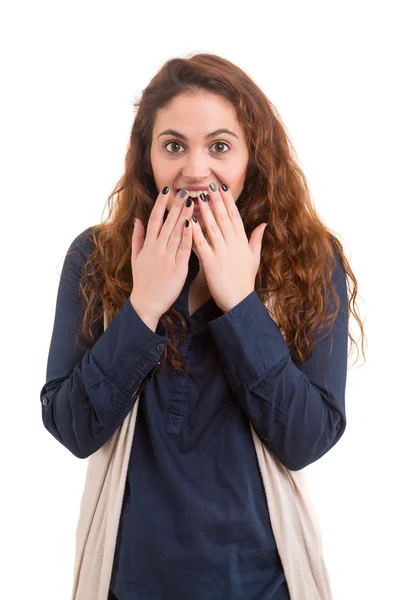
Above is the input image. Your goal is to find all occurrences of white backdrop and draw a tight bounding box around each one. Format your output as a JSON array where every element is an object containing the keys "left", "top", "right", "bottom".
[{"left": 1, "top": 1, "right": 398, "bottom": 598}]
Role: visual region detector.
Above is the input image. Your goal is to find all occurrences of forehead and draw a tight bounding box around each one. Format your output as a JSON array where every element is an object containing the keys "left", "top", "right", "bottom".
[{"left": 153, "top": 92, "right": 241, "bottom": 136}]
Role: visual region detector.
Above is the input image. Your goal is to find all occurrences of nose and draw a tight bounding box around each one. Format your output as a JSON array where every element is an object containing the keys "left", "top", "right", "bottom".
[{"left": 181, "top": 149, "right": 211, "bottom": 179}]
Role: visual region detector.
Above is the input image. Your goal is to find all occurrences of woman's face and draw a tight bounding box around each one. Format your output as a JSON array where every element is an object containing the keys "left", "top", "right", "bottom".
[{"left": 150, "top": 91, "right": 249, "bottom": 232}]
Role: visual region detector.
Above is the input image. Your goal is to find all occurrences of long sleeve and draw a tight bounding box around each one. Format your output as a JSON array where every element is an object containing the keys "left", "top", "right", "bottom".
[
  {"left": 208, "top": 251, "right": 348, "bottom": 471},
  {"left": 40, "top": 228, "right": 167, "bottom": 459}
]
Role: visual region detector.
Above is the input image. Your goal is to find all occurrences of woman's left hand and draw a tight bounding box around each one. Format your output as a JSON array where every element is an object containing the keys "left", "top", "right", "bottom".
[{"left": 191, "top": 183, "right": 268, "bottom": 313}]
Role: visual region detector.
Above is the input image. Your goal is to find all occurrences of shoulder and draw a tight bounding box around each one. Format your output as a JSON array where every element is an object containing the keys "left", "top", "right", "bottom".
[
  {"left": 60, "top": 226, "right": 98, "bottom": 284},
  {"left": 66, "top": 225, "right": 97, "bottom": 261}
]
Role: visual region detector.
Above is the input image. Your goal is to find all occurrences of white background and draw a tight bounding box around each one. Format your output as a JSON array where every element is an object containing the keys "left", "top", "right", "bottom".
[{"left": 1, "top": 1, "right": 399, "bottom": 598}]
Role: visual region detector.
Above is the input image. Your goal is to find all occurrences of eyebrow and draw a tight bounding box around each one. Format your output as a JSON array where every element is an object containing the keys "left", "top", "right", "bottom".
[{"left": 157, "top": 128, "right": 239, "bottom": 141}]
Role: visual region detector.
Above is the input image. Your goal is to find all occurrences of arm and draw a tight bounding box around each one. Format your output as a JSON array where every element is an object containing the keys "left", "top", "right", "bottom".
[
  {"left": 40, "top": 228, "right": 167, "bottom": 459},
  {"left": 208, "top": 251, "right": 348, "bottom": 471}
]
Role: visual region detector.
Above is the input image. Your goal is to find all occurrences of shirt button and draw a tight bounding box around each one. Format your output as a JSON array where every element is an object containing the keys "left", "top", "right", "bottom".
[
  {"left": 156, "top": 343, "right": 164, "bottom": 352},
  {"left": 41, "top": 397, "right": 48, "bottom": 406}
]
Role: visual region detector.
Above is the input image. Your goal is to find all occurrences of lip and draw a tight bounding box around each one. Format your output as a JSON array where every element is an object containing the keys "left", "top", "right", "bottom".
[{"left": 176, "top": 186, "right": 212, "bottom": 192}]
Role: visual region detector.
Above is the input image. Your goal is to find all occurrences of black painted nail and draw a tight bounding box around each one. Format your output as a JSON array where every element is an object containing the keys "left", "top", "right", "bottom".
[
  {"left": 209, "top": 182, "right": 217, "bottom": 192},
  {"left": 162, "top": 186, "right": 169, "bottom": 194},
  {"left": 192, "top": 215, "right": 197, "bottom": 223},
  {"left": 185, "top": 197, "right": 193, "bottom": 207},
  {"left": 179, "top": 189, "right": 187, "bottom": 198},
  {"left": 199, "top": 192, "right": 207, "bottom": 202},
  {"left": 184, "top": 218, "right": 189, "bottom": 227},
  {"left": 221, "top": 183, "right": 228, "bottom": 192}
]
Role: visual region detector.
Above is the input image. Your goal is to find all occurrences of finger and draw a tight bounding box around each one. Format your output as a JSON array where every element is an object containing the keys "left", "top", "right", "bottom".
[
  {"left": 157, "top": 189, "right": 190, "bottom": 249},
  {"left": 204, "top": 183, "right": 240, "bottom": 244},
  {"left": 175, "top": 213, "right": 194, "bottom": 267},
  {"left": 191, "top": 214, "right": 213, "bottom": 263},
  {"left": 145, "top": 186, "right": 172, "bottom": 245},
  {"left": 131, "top": 218, "right": 145, "bottom": 266},
  {"left": 168, "top": 194, "right": 195, "bottom": 258},
  {"left": 218, "top": 184, "right": 247, "bottom": 239},
  {"left": 196, "top": 187, "right": 225, "bottom": 251}
]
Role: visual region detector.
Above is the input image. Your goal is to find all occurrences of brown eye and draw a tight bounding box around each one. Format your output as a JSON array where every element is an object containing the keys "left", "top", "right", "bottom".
[
  {"left": 164, "top": 141, "right": 184, "bottom": 153},
  {"left": 164, "top": 140, "right": 230, "bottom": 154},
  {"left": 212, "top": 142, "right": 230, "bottom": 153}
]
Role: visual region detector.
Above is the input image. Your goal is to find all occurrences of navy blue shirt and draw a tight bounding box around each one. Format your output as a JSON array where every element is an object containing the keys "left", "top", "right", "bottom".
[{"left": 40, "top": 226, "right": 348, "bottom": 600}]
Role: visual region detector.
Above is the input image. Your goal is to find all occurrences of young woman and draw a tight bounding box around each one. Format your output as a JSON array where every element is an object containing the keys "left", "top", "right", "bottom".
[{"left": 40, "top": 53, "right": 366, "bottom": 600}]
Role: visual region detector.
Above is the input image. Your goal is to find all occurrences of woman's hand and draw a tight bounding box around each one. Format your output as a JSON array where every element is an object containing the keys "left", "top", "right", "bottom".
[
  {"left": 130, "top": 188, "right": 194, "bottom": 321},
  {"left": 191, "top": 183, "right": 267, "bottom": 313}
]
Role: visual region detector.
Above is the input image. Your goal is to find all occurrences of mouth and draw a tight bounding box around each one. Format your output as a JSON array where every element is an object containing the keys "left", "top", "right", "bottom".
[{"left": 176, "top": 189, "right": 211, "bottom": 204}]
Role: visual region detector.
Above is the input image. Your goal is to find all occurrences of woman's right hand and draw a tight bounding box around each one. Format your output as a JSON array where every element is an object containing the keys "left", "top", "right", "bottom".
[{"left": 130, "top": 187, "right": 195, "bottom": 323}]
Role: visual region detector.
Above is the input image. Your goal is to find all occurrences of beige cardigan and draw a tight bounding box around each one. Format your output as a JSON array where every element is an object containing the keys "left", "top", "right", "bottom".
[{"left": 71, "top": 304, "right": 333, "bottom": 600}]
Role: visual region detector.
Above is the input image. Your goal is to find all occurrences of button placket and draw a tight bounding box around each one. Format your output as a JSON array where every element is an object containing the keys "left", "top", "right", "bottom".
[{"left": 164, "top": 335, "right": 191, "bottom": 437}]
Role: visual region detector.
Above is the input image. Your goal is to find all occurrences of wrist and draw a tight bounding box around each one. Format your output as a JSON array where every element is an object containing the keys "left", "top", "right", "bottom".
[{"left": 130, "top": 294, "right": 162, "bottom": 333}]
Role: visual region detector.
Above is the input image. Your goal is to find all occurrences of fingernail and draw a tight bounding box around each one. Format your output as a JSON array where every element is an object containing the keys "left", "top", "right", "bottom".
[
  {"left": 184, "top": 218, "right": 189, "bottom": 227},
  {"left": 221, "top": 183, "right": 228, "bottom": 191},
  {"left": 209, "top": 182, "right": 217, "bottom": 192},
  {"left": 185, "top": 197, "right": 193, "bottom": 207},
  {"left": 199, "top": 192, "right": 207, "bottom": 202},
  {"left": 192, "top": 215, "right": 197, "bottom": 223},
  {"left": 162, "top": 186, "right": 169, "bottom": 194},
  {"left": 179, "top": 189, "right": 187, "bottom": 198}
]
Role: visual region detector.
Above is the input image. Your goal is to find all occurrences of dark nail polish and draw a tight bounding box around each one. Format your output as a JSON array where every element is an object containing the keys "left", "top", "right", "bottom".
[
  {"left": 185, "top": 197, "right": 193, "bottom": 207},
  {"left": 179, "top": 189, "right": 187, "bottom": 198},
  {"left": 184, "top": 218, "right": 189, "bottom": 227},
  {"left": 162, "top": 186, "right": 169, "bottom": 194},
  {"left": 209, "top": 182, "right": 217, "bottom": 192},
  {"left": 221, "top": 183, "right": 228, "bottom": 191},
  {"left": 192, "top": 215, "right": 197, "bottom": 223},
  {"left": 199, "top": 192, "right": 207, "bottom": 202}
]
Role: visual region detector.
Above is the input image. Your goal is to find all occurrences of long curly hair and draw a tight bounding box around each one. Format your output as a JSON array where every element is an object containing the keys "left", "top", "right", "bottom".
[{"left": 75, "top": 52, "right": 366, "bottom": 376}]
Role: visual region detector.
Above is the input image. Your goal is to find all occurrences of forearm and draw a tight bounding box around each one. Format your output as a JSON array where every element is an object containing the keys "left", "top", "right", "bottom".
[{"left": 41, "top": 297, "right": 167, "bottom": 458}]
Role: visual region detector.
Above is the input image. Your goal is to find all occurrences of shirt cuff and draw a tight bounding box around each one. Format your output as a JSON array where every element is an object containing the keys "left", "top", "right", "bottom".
[
  {"left": 91, "top": 296, "right": 167, "bottom": 391},
  {"left": 208, "top": 290, "right": 290, "bottom": 391}
]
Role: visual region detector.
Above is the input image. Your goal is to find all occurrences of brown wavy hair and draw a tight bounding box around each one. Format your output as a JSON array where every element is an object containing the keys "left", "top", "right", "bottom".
[{"left": 75, "top": 52, "right": 367, "bottom": 377}]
